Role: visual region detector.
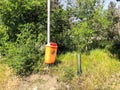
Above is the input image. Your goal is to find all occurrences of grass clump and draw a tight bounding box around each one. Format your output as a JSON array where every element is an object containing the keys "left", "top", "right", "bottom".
[
  {"left": 0, "top": 64, "right": 12, "bottom": 82},
  {"left": 0, "top": 63, "right": 15, "bottom": 89},
  {"left": 0, "top": 63, "right": 21, "bottom": 89}
]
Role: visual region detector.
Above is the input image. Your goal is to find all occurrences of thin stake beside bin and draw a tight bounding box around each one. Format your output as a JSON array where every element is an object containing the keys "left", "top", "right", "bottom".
[{"left": 77, "top": 53, "right": 82, "bottom": 75}]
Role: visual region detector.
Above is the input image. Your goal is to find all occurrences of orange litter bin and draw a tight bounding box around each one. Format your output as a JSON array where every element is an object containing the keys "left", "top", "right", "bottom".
[{"left": 45, "top": 42, "right": 58, "bottom": 64}]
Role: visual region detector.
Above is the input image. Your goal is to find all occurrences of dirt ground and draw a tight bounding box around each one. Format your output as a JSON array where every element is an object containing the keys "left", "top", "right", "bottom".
[
  {"left": 0, "top": 73, "right": 70, "bottom": 90},
  {"left": 19, "top": 74, "right": 61, "bottom": 90}
]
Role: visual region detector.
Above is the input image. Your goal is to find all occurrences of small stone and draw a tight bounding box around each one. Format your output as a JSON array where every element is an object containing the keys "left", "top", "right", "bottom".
[{"left": 33, "top": 86, "right": 38, "bottom": 90}]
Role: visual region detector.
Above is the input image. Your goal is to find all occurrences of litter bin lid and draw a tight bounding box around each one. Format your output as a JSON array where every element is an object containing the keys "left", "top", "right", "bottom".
[{"left": 50, "top": 42, "right": 57, "bottom": 46}]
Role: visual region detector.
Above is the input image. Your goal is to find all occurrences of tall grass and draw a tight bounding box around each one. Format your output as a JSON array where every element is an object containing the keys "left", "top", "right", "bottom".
[
  {"left": 0, "top": 63, "right": 21, "bottom": 89},
  {"left": 0, "top": 64, "right": 11, "bottom": 82},
  {"left": 57, "top": 49, "right": 120, "bottom": 90}
]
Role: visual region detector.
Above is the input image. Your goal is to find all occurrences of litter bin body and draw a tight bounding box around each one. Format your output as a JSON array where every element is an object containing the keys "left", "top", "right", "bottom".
[{"left": 45, "top": 42, "right": 58, "bottom": 64}]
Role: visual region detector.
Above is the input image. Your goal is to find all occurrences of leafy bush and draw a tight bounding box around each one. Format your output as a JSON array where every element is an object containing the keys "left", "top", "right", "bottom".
[
  {"left": 0, "top": 24, "right": 9, "bottom": 56},
  {"left": 6, "top": 23, "right": 45, "bottom": 76},
  {"left": 0, "top": 0, "right": 47, "bottom": 41}
]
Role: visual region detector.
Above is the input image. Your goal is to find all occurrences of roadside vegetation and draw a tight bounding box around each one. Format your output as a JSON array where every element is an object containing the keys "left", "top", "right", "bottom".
[
  {"left": 57, "top": 49, "right": 120, "bottom": 90},
  {"left": 0, "top": 0, "right": 120, "bottom": 89},
  {"left": 0, "top": 49, "right": 120, "bottom": 89}
]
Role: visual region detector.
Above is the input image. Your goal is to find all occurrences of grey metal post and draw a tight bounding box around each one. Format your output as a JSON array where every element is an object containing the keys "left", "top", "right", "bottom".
[{"left": 77, "top": 53, "right": 82, "bottom": 75}]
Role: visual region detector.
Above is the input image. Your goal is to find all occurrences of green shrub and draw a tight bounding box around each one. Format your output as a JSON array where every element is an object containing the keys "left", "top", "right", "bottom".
[{"left": 6, "top": 23, "right": 45, "bottom": 76}]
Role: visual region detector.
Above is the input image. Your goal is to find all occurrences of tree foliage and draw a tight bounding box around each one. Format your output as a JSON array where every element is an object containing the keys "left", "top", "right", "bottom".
[
  {"left": 0, "top": 0, "right": 47, "bottom": 41},
  {"left": 107, "top": 1, "right": 120, "bottom": 58},
  {"left": 68, "top": 0, "right": 110, "bottom": 52}
]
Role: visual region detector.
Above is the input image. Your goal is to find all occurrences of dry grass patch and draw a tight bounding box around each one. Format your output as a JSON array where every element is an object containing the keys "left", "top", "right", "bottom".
[{"left": 0, "top": 64, "right": 21, "bottom": 90}]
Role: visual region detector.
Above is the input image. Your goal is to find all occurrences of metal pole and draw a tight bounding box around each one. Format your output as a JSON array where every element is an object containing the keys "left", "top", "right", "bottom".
[
  {"left": 47, "top": 0, "right": 50, "bottom": 44},
  {"left": 77, "top": 53, "right": 82, "bottom": 75}
]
